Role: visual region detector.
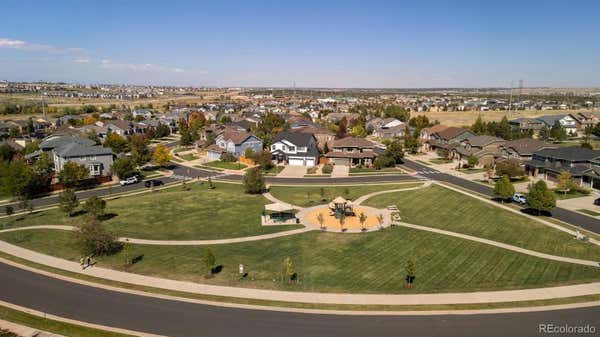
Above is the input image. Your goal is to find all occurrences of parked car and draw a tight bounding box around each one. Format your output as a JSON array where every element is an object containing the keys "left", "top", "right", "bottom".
[
  {"left": 119, "top": 176, "right": 139, "bottom": 186},
  {"left": 144, "top": 179, "right": 164, "bottom": 188},
  {"left": 512, "top": 193, "right": 527, "bottom": 204},
  {"left": 594, "top": 198, "right": 600, "bottom": 206}
]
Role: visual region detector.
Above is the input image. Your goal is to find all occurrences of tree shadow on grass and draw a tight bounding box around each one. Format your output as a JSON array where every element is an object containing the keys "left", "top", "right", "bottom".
[
  {"left": 520, "top": 208, "right": 552, "bottom": 217},
  {"left": 211, "top": 265, "right": 223, "bottom": 275},
  {"left": 98, "top": 213, "right": 118, "bottom": 221}
]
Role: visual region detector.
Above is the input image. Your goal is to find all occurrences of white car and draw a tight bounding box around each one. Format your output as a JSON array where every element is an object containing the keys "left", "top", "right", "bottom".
[
  {"left": 512, "top": 193, "right": 527, "bottom": 204},
  {"left": 119, "top": 176, "right": 139, "bottom": 186}
]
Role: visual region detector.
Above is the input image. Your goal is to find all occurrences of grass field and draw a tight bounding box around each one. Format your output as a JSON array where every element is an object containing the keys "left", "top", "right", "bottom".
[
  {"left": 429, "top": 158, "right": 453, "bottom": 164},
  {"left": 348, "top": 167, "right": 401, "bottom": 174},
  {"left": 269, "top": 182, "right": 424, "bottom": 207},
  {"left": 553, "top": 190, "right": 591, "bottom": 200},
  {"left": 363, "top": 185, "right": 600, "bottom": 261},
  {"left": 5, "top": 183, "right": 301, "bottom": 240},
  {"left": 205, "top": 161, "right": 247, "bottom": 170},
  {"left": 178, "top": 153, "right": 199, "bottom": 161},
  {"left": 2, "top": 228, "right": 599, "bottom": 294}
]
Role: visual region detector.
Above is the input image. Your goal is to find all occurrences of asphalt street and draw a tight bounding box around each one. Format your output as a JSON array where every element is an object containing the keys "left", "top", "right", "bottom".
[{"left": 0, "top": 262, "right": 598, "bottom": 337}]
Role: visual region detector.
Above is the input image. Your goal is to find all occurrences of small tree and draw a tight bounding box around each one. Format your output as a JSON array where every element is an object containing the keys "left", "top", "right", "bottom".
[
  {"left": 152, "top": 144, "right": 173, "bottom": 168},
  {"left": 405, "top": 259, "right": 416, "bottom": 288},
  {"left": 83, "top": 196, "right": 106, "bottom": 219},
  {"left": 76, "top": 217, "right": 122, "bottom": 256},
  {"left": 493, "top": 175, "right": 515, "bottom": 202},
  {"left": 282, "top": 257, "right": 294, "bottom": 284},
  {"left": 359, "top": 212, "right": 368, "bottom": 231},
  {"left": 495, "top": 159, "right": 525, "bottom": 179},
  {"left": 467, "top": 154, "right": 479, "bottom": 168},
  {"left": 58, "top": 162, "right": 89, "bottom": 188},
  {"left": 58, "top": 189, "right": 79, "bottom": 216},
  {"left": 203, "top": 248, "right": 216, "bottom": 277},
  {"left": 556, "top": 171, "right": 574, "bottom": 195},
  {"left": 111, "top": 157, "right": 137, "bottom": 179},
  {"left": 316, "top": 212, "right": 325, "bottom": 230},
  {"left": 243, "top": 167, "right": 265, "bottom": 194},
  {"left": 527, "top": 180, "right": 556, "bottom": 215}
]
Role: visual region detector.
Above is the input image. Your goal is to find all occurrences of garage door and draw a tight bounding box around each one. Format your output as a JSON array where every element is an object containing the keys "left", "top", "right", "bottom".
[
  {"left": 305, "top": 158, "right": 315, "bottom": 167},
  {"left": 288, "top": 158, "right": 305, "bottom": 166}
]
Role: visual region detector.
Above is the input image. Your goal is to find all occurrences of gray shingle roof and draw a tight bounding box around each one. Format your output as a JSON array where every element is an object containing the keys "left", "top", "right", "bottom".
[
  {"left": 55, "top": 143, "right": 113, "bottom": 158},
  {"left": 534, "top": 146, "right": 600, "bottom": 161},
  {"left": 40, "top": 136, "right": 96, "bottom": 151},
  {"left": 274, "top": 131, "right": 315, "bottom": 147}
]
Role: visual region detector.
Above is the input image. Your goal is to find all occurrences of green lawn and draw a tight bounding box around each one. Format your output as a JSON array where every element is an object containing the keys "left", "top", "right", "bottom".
[
  {"left": 415, "top": 160, "right": 432, "bottom": 166},
  {"left": 553, "top": 190, "right": 591, "bottom": 200},
  {"left": 2, "top": 228, "right": 599, "bottom": 294},
  {"left": 363, "top": 185, "right": 600, "bottom": 261},
  {"left": 429, "top": 158, "right": 452, "bottom": 164},
  {"left": 263, "top": 165, "right": 284, "bottom": 175},
  {"left": 5, "top": 183, "right": 301, "bottom": 240},
  {"left": 178, "top": 153, "right": 199, "bottom": 161},
  {"left": 205, "top": 161, "right": 247, "bottom": 170},
  {"left": 349, "top": 167, "right": 401, "bottom": 174},
  {"left": 269, "top": 182, "right": 424, "bottom": 207}
]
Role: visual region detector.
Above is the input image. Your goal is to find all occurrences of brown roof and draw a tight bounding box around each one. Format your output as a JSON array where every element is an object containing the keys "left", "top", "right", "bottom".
[
  {"left": 325, "top": 150, "right": 378, "bottom": 159},
  {"left": 501, "top": 139, "right": 556, "bottom": 155},
  {"left": 434, "top": 127, "right": 471, "bottom": 141},
  {"left": 332, "top": 137, "right": 374, "bottom": 149},
  {"left": 220, "top": 130, "right": 253, "bottom": 145},
  {"left": 294, "top": 126, "right": 334, "bottom": 136},
  {"left": 425, "top": 124, "right": 449, "bottom": 134},
  {"left": 206, "top": 144, "right": 226, "bottom": 153}
]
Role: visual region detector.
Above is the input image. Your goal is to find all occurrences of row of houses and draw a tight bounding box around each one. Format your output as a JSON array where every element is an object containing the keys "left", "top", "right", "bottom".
[{"left": 509, "top": 112, "right": 600, "bottom": 136}]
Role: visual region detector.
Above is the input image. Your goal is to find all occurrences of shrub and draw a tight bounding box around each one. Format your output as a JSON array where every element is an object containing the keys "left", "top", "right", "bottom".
[
  {"left": 322, "top": 164, "right": 333, "bottom": 174},
  {"left": 374, "top": 155, "right": 395, "bottom": 169},
  {"left": 220, "top": 152, "right": 237, "bottom": 162},
  {"left": 243, "top": 167, "right": 265, "bottom": 194},
  {"left": 76, "top": 217, "right": 122, "bottom": 256}
]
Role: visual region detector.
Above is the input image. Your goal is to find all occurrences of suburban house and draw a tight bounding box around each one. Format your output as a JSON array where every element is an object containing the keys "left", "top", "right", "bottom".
[
  {"left": 270, "top": 131, "right": 319, "bottom": 167},
  {"left": 40, "top": 135, "right": 97, "bottom": 152},
  {"left": 132, "top": 109, "right": 153, "bottom": 119},
  {"left": 53, "top": 144, "right": 114, "bottom": 177},
  {"left": 536, "top": 115, "right": 578, "bottom": 135},
  {"left": 104, "top": 120, "right": 137, "bottom": 136},
  {"left": 325, "top": 137, "right": 380, "bottom": 167},
  {"left": 498, "top": 139, "right": 556, "bottom": 162},
  {"left": 524, "top": 146, "right": 600, "bottom": 189},
  {"left": 426, "top": 127, "right": 476, "bottom": 154},
  {"left": 570, "top": 112, "right": 600, "bottom": 131},
  {"left": 451, "top": 135, "right": 504, "bottom": 168},
  {"left": 205, "top": 130, "right": 263, "bottom": 161},
  {"left": 509, "top": 118, "right": 545, "bottom": 134},
  {"left": 419, "top": 124, "right": 449, "bottom": 152},
  {"left": 323, "top": 112, "right": 360, "bottom": 124},
  {"left": 289, "top": 123, "right": 335, "bottom": 150},
  {"left": 367, "top": 117, "right": 407, "bottom": 139}
]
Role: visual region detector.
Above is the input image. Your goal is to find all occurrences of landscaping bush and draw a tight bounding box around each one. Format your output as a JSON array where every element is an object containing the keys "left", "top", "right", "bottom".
[
  {"left": 220, "top": 152, "right": 237, "bottom": 162},
  {"left": 322, "top": 164, "right": 333, "bottom": 174},
  {"left": 243, "top": 167, "right": 265, "bottom": 194},
  {"left": 374, "top": 155, "right": 395, "bottom": 170},
  {"left": 76, "top": 217, "right": 122, "bottom": 256}
]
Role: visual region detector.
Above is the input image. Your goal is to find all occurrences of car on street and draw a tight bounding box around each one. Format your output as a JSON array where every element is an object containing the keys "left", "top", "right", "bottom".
[
  {"left": 119, "top": 176, "right": 139, "bottom": 186},
  {"left": 594, "top": 198, "right": 600, "bottom": 206},
  {"left": 512, "top": 193, "right": 527, "bottom": 204},
  {"left": 144, "top": 179, "right": 164, "bottom": 188}
]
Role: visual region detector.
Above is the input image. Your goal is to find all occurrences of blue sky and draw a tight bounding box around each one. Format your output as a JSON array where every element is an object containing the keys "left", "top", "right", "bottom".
[{"left": 1, "top": 0, "right": 599, "bottom": 88}]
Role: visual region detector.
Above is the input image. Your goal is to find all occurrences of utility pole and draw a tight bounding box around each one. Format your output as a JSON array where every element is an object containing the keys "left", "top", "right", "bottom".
[{"left": 507, "top": 81, "right": 514, "bottom": 116}]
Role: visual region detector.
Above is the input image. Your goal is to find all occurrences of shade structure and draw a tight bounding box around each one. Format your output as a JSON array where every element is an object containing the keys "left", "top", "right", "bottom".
[
  {"left": 265, "top": 203, "right": 295, "bottom": 213},
  {"left": 332, "top": 196, "right": 347, "bottom": 204}
]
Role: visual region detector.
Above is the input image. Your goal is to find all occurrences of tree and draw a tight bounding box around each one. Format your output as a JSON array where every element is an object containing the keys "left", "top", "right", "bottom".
[
  {"left": 350, "top": 125, "right": 367, "bottom": 138},
  {"left": 556, "top": 171, "right": 576, "bottom": 195},
  {"left": 374, "top": 155, "right": 395, "bottom": 169},
  {"left": 111, "top": 157, "right": 137, "bottom": 179},
  {"left": 282, "top": 257, "right": 294, "bottom": 283},
  {"left": 359, "top": 212, "right": 367, "bottom": 230},
  {"left": 336, "top": 117, "right": 348, "bottom": 138},
  {"left": 129, "top": 134, "right": 150, "bottom": 166},
  {"left": 493, "top": 175, "right": 515, "bottom": 202},
  {"left": 0, "top": 160, "right": 49, "bottom": 199},
  {"left": 243, "top": 167, "right": 265, "bottom": 194},
  {"left": 203, "top": 248, "right": 216, "bottom": 277},
  {"left": 0, "top": 144, "right": 16, "bottom": 162},
  {"left": 403, "top": 132, "right": 419, "bottom": 154},
  {"left": 408, "top": 115, "right": 430, "bottom": 132},
  {"left": 467, "top": 154, "right": 479, "bottom": 168},
  {"left": 581, "top": 141, "right": 593, "bottom": 150},
  {"left": 76, "top": 217, "right": 122, "bottom": 256},
  {"left": 103, "top": 133, "right": 129, "bottom": 153},
  {"left": 385, "top": 140, "right": 404, "bottom": 163},
  {"left": 405, "top": 259, "right": 416, "bottom": 288},
  {"left": 58, "top": 189, "right": 79, "bottom": 216},
  {"left": 526, "top": 180, "right": 556, "bottom": 214},
  {"left": 83, "top": 196, "right": 106, "bottom": 218},
  {"left": 58, "top": 162, "right": 89, "bottom": 188},
  {"left": 495, "top": 159, "right": 525, "bottom": 179},
  {"left": 539, "top": 126, "right": 551, "bottom": 141},
  {"left": 316, "top": 212, "right": 325, "bottom": 230},
  {"left": 154, "top": 123, "right": 171, "bottom": 138},
  {"left": 382, "top": 105, "right": 410, "bottom": 121},
  {"left": 152, "top": 144, "right": 173, "bottom": 168},
  {"left": 471, "top": 115, "right": 487, "bottom": 135},
  {"left": 550, "top": 121, "right": 567, "bottom": 141}
]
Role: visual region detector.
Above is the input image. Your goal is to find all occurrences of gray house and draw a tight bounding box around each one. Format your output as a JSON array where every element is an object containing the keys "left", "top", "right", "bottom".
[
  {"left": 52, "top": 141, "right": 114, "bottom": 177},
  {"left": 206, "top": 130, "right": 263, "bottom": 161}
]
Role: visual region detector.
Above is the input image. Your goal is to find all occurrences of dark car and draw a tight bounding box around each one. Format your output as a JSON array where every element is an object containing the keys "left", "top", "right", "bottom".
[
  {"left": 144, "top": 179, "right": 164, "bottom": 188},
  {"left": 594, "top": 198, "right": 600, "bottom": 206}
]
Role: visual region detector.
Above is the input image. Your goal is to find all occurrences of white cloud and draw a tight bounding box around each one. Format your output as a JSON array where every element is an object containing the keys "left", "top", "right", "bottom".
[
  {"left": 0, "top": 38, "right": 83, "bottom": 54},
  {"left": 73, "top": 57, "right": 90, "bottom": 63},
  {"left": 100, "top": 59, "right": 185, "bottom": 73}
]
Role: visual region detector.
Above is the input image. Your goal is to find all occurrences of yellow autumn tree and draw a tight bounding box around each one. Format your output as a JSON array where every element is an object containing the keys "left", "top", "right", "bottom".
[{"left": 152, "top": 144, "right": 173, "bottom": 168}]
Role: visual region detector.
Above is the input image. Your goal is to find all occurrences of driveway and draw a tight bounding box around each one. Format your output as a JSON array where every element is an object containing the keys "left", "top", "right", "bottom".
[
  {"left": 277, "top": 165, "right": 307, "bottom": 178},
  {"left": 331, "top": 165, "right": 349, "bottom": 177}
]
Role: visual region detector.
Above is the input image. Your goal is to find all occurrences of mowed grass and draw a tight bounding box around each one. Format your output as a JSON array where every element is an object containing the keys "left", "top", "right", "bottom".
[
  {"left": 205, "top": 161, "right": 247, "bottom": 170},
  {"left": 363, "top": 185, "right": 600, "bottom": 261},
  {"left": 269, "top": 182, "right": 424, "bottom": 207},
  {"left": 5, "top": 183, "right": 301, "bottom": 240},
  {"left": 2, "top": 228, "right": 599, "bottom": 294}
]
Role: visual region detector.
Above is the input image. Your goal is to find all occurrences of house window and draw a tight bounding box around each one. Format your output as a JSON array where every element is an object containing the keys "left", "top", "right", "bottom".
[
  {"left": 89, "top": 164, "right": 101, "bottom": 176},
  {"left": 289, "top": 146, "right": 295, "bottom": 151}
]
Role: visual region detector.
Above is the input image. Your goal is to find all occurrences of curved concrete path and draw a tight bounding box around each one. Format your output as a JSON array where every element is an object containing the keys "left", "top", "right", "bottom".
[{"left": 0, "top": 240, "right": 599, "bottom": 306}]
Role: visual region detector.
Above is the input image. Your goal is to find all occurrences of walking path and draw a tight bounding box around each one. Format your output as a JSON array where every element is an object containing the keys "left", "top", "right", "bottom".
[{"left": 0, "top": 239, "right": 599, "bottom": 306}]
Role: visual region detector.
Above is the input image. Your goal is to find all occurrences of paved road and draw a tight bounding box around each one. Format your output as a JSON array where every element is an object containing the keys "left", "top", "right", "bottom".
[
  {"left": 402, "top": 158, "right": 600, "bottom": 235},
  {"left": 0, "top": 262, "right": 598, "bottom": 337}
]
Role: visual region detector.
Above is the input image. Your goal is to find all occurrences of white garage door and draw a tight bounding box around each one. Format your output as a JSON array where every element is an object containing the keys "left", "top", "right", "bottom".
[
  {"left": 288, "top": 158, "right": 305, "bottom": 166},
  {"left": 305, "top": 158, "right": 315, "bottom": 167}
]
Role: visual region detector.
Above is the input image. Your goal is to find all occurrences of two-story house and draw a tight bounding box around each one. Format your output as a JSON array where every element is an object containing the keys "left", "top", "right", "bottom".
[
  {"left": 270, "top": 131, "right": 319, "bottom": 167},
  {"left": 451, "top": 135, "right": 504, "bottom": 168},
  {"left": 427, "top": 127, "right": 475, "bottom": 155},
  {"left": 498, "top": 139, "right": 556, "bottom": 162},
  {"left": 325, "top": 137, "right": 380, "bottom": 167},
  {"left": 205, "top": 130, "right": 263, "bottom": 161},
  {"left": 536, "top": 115, "right": 579, "bottom": 136},
  {"left": 525, "top": 146, "right": 600, "bottom": 189},
  {"left": 44, "top": 136, "right": 114, "bottom": 177}
]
